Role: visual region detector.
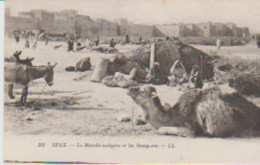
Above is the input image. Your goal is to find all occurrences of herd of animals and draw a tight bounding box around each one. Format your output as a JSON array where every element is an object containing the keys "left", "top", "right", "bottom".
[{"left": 4, "top": 40, "right": 260, "bottom": 138}]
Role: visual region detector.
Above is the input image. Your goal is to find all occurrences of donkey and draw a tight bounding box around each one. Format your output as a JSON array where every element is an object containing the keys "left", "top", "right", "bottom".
[
  {"left": 8, "top": 50, "right": 34, "bottom": 65},
  {"left": 5, "top": 62, "right": 57, "bottom": 105},
  {"left": 5, "top": 50, "right": 22, "bottom": 63},
  {"left": 5, "top": 50, "right": 35, "bottom": 99},
  {"left": 5, "top": 50, "right": 34, "bottom": 65}
]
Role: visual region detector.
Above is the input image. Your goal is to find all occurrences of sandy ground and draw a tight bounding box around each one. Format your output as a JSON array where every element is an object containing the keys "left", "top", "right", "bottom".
[
  {"left": 3, "top": 37, "right": 260, "bottom": 163},
  {"left": 4, "top": 37, "right": 191, "bottom": 136}
]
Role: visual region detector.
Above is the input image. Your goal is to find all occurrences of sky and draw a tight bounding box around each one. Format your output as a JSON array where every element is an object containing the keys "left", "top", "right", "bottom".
[{"left": 5, "top": 0, "right": 260, "bottom": 33}]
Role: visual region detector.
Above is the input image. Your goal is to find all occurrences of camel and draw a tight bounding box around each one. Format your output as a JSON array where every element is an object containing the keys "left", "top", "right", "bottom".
[
  {"left": 5, "top": 62, "right": 57, "bottom": 105},
  {"left": 127, "top": 85, "right": 260, "bottom": 137}
]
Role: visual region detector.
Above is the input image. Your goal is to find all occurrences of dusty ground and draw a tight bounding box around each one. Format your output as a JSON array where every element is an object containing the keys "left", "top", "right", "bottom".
[
  {"left": 3, "top": 37, "right": 260, "bottom": 162},
  {"left": 4, "top": 37, "right": 260, "bottom": 135},
  {"left": 191, "top": 40, "right": 260, "bottom": 61}
]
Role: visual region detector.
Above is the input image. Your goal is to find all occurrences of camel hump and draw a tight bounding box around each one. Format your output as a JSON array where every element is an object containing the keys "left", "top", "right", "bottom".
[{"left": 163, "top": 103, "right": 171, "bottom": 112}]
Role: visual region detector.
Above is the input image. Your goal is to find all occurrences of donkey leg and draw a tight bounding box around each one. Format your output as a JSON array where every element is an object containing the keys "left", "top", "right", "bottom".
[
  {"left": 8, "top": 84, "right": 15, "bottom": 99},
  {"left": 158, "top": 126, "right": 195, "bottom": 137},
  {"left": 20, "top": 89, "right": 24, "bottom": 105},
  {"left": 20, "top": 86, "right": 27, "bottom": 105},
  {"left": 23, "top": 85, "right": 28, "bottom": 104}
]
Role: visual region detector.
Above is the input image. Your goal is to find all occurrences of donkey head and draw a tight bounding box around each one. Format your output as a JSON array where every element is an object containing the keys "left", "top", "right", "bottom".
[
  {"left": 44, "top": 62, "right": 58, "bottom": 86},
  {"left": 24, "top": 57, "right": 34, "bottom": 66},
  {"left": 13, "top": 50, "right": 22, "bottom": 59}
]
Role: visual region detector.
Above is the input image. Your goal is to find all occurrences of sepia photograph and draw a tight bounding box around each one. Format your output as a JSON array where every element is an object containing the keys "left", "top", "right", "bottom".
[{"left": 2, "top": 0, "right": 260, "bottom": 164}]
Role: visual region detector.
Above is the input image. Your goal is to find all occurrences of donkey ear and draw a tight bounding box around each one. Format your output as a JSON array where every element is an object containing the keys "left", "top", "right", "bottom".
[
  {"left": 18, "top": 50, "right": 22, "bottom": 56},
  {"left": 52, "top": 62, "right": 58, "bottom": 69},
  {"left": 30, "top": 57, "right": 34, "bottom": 61}
]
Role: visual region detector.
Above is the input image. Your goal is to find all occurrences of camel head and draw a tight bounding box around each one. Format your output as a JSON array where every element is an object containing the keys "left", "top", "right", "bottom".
[
  {"left": 128, "top": 85, "right": 171, "bottom": 129},
  {"left": 127, "top": 85, "right": 158, "bottom": 105}
]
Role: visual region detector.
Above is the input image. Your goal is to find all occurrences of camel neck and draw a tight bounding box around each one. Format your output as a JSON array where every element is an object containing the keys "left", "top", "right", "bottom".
[{"left": 141, "top": 97, "right": 172, "bottom": 129}]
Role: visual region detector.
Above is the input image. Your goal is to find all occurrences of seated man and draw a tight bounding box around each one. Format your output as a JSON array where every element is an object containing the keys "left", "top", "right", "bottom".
[
  {"left": 187, "top": 65, "right": 203, "bottom": 89},
  {"left": 168, "top": 59, "right": 188, "bottom": 86},
  {"left": 189, "top": 65, "right": 199, "bottom": 83}
]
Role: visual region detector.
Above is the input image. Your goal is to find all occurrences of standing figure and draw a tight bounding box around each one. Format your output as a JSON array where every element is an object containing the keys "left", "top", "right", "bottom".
[
  {"left": 85, "top": 38, "right": 93, "bottom": 51},
  {"left": 45, "top": 36, "right": 49, "bottom": 45},
  {"left": 14, "top": 34, "right": 20, "bottom": 44},
  {"left": 256, "top": 36, "right": 260, "bottom": 48},
  {"left": 216, "top": 39, "right": 221, "bottom": 50},
  {"left": 109, "top": 38, "right": 115, "bottom": 48},
  {"left": 32, "top": 33, "right": 38, "bottom": 49},
  {"left": 139, "top": 37, "right": 142, "bottom": 45},
  {"left": 32, "top": 39, "right": 37, "bottom": 49},
  {"left": 85, "top": 38, "right": 90, "bottom": 47},
  {"left": 24, "top": 39, "right": 30, "bottom": 49},
  {"left": 67, "top": 39, "right": 74, "bottom": 52},
  {"left": 95, "top": 37, "right": 100, "bottom": 46},
  {"left": 125, "top": 35, "right": 130, "bottom": 44}
]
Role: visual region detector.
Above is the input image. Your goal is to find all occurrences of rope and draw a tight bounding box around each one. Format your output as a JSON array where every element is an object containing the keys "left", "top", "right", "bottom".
[
  {"left": 131, "top": 99, "right": 135, "bottom": 128},
  {"left": 32, "top": 82, "right": 47, "bottom": 109}
]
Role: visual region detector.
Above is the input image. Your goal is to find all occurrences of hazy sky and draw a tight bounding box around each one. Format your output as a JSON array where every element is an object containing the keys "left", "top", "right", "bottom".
[{"left": 5, "top": 0, "right": 260, "bottom": 33}]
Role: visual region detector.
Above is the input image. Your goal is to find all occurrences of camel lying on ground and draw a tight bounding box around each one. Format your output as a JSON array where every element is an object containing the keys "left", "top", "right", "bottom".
[{"left": 128, "top": 85, "right": 260, "bottom": 137}]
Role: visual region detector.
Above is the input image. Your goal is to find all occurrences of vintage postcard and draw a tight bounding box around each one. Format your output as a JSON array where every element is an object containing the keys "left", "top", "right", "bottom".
[{"left": 2, "top": 0, "right": 260, "bottom": 164}]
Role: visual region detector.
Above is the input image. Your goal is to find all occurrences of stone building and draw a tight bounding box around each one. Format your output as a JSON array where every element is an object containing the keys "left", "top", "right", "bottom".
[
  {"left": 5, "top": 8, "right": 251, "bottom": 40},
  {"left": 155, "top": 22, "right": 250, "bottom": 38},
  {"left": 95, "top": 19, "right": 118, "bottom": 37}
]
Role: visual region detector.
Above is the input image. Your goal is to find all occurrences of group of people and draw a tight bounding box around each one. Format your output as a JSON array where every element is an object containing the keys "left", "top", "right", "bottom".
[
  {"left": 167, "top": 59, "right": 203, "bottom": 89},
  {"left": 67, "top": 37, "right": 100, "bottom": 52},
  {"left": 12, "top": 30, "right": 50, "bottom": 49}
]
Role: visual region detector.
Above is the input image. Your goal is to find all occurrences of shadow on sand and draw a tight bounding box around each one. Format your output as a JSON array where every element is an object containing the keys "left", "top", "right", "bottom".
[{"left": 5, "top": 96, "right": 113, "bottom": 111}]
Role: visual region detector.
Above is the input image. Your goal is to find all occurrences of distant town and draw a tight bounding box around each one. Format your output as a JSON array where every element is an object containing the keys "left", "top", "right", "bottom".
[{"left": 5, "top": 8, "right": 251, "bottom": 45}]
